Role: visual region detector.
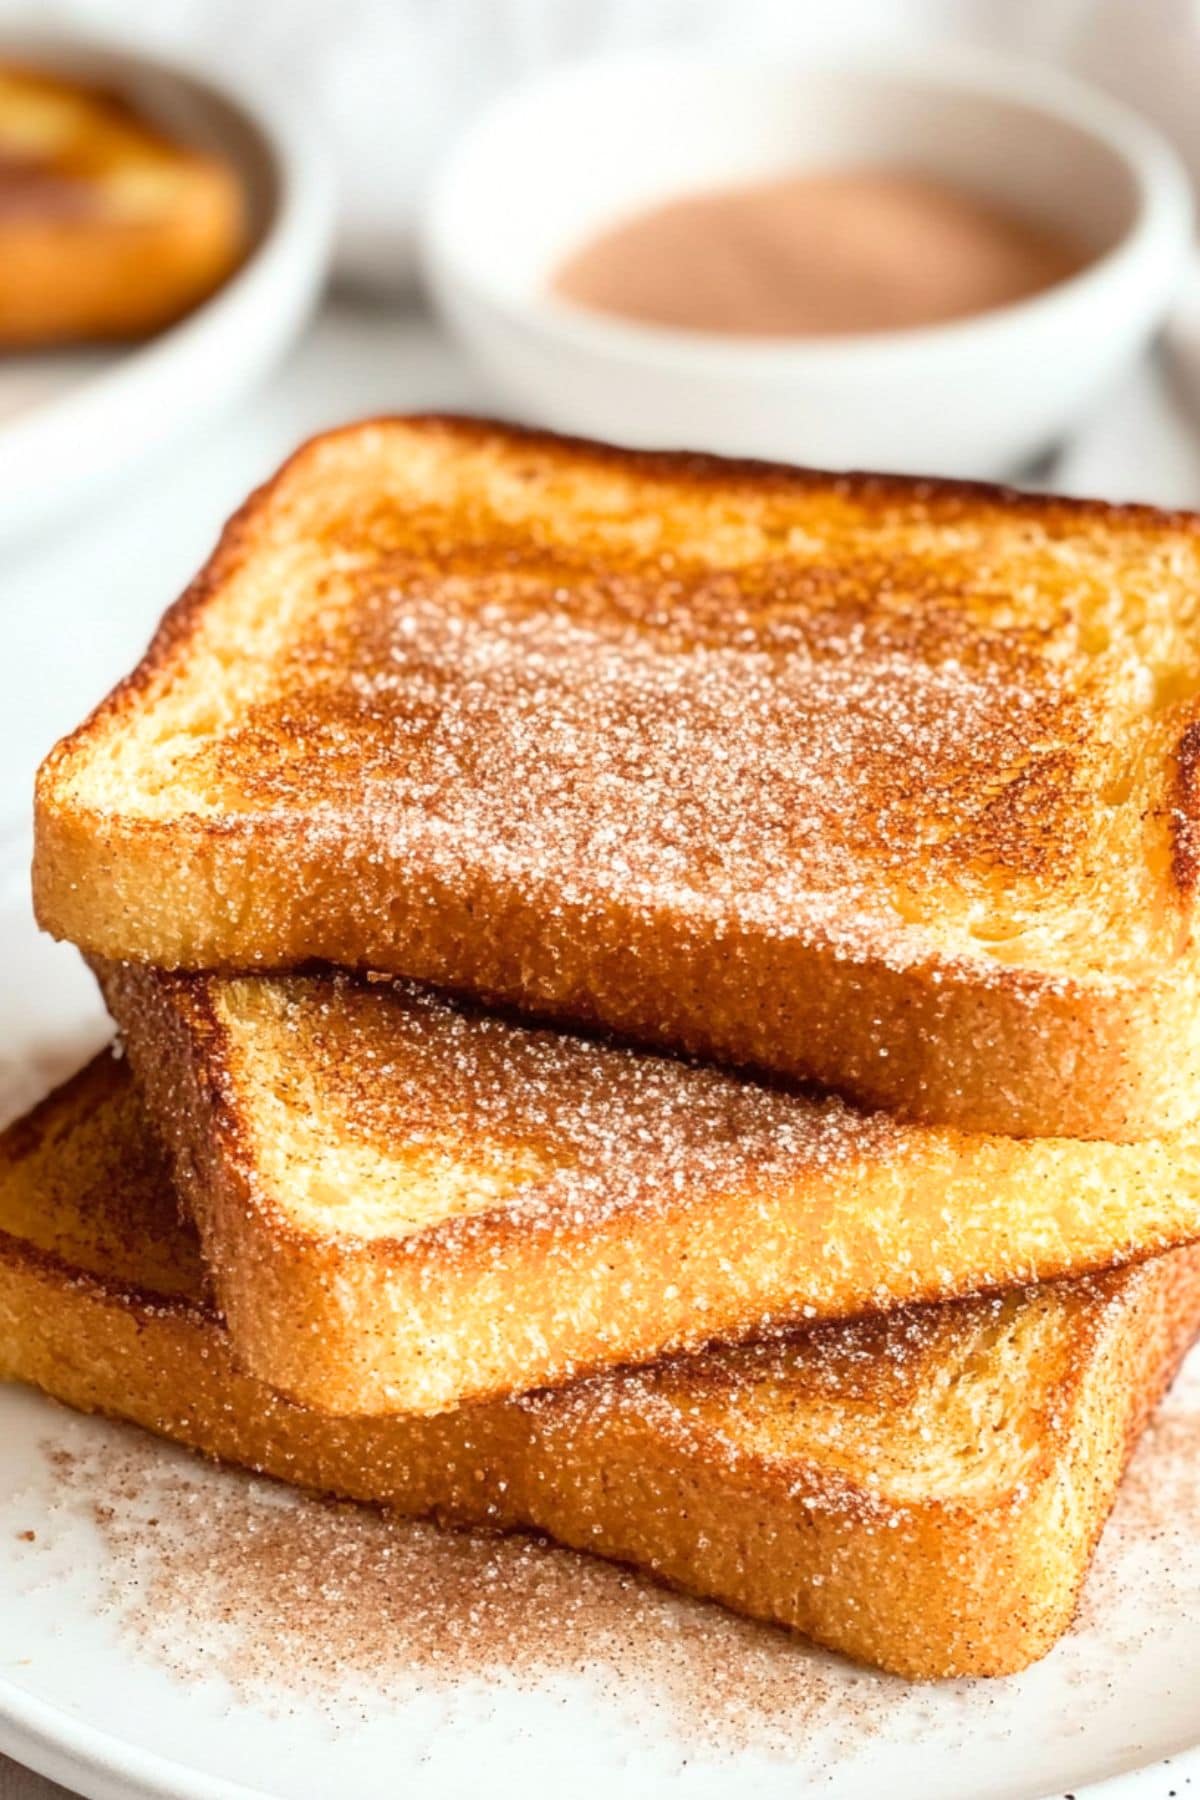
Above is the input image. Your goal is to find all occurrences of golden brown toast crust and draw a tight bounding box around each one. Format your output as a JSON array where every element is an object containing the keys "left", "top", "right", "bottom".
[
  {"left": 2, "top": 1055, "right": 1198, "bottom": 1681},
  {"left": 92, "top": 955, "right": 1200, "bottom": 1416},
  {"left": 35, "top": 417, "right": 1200, "bottom": 1137},
  {"left": 0, "top": 61, "right": 246, "bottom": 344}
]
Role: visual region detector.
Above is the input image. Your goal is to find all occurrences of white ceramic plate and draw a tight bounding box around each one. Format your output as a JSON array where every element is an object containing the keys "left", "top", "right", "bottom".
[
  {"left": 0, "top": 835, "right": 1197, "bottom": 1800},
  {"left": 0, "top": 32, "right": 332, "bottom": 548}
]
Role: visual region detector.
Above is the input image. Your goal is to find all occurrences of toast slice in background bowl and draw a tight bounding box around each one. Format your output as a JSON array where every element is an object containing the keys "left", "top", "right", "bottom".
[{"left": 0, "top": 59, "right": 247, "bottom": 346}]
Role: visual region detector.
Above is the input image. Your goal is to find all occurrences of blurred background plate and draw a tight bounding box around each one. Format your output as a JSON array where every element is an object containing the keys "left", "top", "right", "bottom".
[{"left": 0, "top": 30, "right": 332, "bottom": 548}]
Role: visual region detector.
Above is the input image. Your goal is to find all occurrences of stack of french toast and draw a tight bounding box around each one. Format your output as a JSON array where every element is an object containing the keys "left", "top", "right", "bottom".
[{"left": 12, "top": 415, "right": 1200, "bottom": 1683}]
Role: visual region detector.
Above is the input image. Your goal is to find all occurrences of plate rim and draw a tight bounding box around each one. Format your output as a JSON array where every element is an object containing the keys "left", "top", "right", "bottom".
[
  {"left": 0, "top": 1669, "right": 270, "bottom": 1800},
  {"left": 3, "top": 1578, "right": 1199, "bottom": 1800}
]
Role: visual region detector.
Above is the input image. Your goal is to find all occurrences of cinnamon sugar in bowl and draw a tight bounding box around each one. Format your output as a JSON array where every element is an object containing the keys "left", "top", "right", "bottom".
[{"left": 424, "top": 49, "right": 1192, "bottom": 479}]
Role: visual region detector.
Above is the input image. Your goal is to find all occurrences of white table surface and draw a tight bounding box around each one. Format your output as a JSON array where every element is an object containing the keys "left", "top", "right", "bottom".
[{"left": 2, "top": 298, "right": 1199, "bottom": 1800}]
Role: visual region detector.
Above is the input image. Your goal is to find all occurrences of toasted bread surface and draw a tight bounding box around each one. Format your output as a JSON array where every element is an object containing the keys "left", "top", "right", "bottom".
[
  {"left": 92, "top": 956, "right": 1200, "bottom": 1416},
  {"left": 35, "top": 418, "right": 1200, "bottom": 1136},
  {"left": 0, "top": 61, "right": 246, "bottom": 344},
  {"left": 3, "top": 1055, "right": 1198, "bottom": 1680}
]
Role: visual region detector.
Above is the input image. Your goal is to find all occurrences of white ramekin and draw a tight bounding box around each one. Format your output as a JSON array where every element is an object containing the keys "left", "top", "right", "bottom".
[{"left": 423, "top": 49, "right": 1194, "bottom": 479}]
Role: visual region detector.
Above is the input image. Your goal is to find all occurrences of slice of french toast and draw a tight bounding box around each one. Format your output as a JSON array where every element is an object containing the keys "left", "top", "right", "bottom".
[
  {"left": 0, "top": 60, "right": 246, "bottom": 344},
  {"left": 91, "top": 957, "right": 1200, "bottom": 1417},
  {"left": 34, "top": 418, "right": 1200, "bottom": 1137},
  {"left": 2, "top": 1054, "right": 1197, "bottom": 1681}
]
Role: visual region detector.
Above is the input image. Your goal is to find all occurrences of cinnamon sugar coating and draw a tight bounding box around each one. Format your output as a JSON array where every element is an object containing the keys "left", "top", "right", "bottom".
[{"left": 34, "top": 419, "right": 1200, "bottom": 1135}]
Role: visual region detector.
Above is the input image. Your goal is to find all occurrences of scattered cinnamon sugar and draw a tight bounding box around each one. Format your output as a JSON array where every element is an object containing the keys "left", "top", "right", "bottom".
[
  {"left": 21, "top": 1349, "right": 1200, "bottom": 1780},
  {"left": 38, "top": 1432, "right": 937, "bottom": 1763},
  {"left": 1069, "top": 1378, "right": 1200, "bottom": 1649},
  {"left": 1125, "top": 1407, "right": 1200, "bottom": 1522}
]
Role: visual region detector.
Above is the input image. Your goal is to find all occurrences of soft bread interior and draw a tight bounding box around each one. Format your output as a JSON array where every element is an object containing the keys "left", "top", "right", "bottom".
[{"left": 210, "top": 972, "right": 893, "bottom": 1241}]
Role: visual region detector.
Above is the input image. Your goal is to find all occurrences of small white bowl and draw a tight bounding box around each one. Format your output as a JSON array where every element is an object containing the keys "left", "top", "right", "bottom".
[
  {"left": 423, "top": 49, "right": 1194, "bottom": 479},
  {"left": 0, "top": 30, "right": 334, "bottom": 546}
]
